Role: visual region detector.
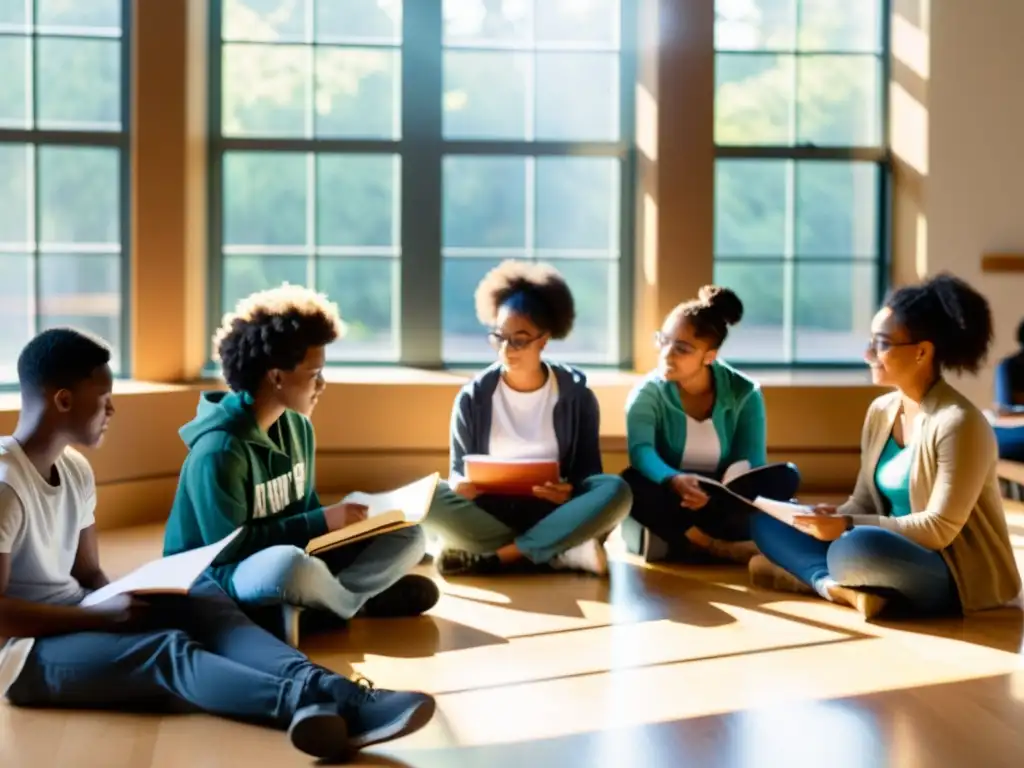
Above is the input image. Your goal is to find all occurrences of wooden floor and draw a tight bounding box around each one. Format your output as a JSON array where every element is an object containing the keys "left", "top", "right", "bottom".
[{"left": 5, "top": 507, "right": 1024, "bottom": 767}]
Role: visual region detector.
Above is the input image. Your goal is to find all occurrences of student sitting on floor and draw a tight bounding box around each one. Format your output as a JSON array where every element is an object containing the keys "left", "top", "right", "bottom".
[
  {"left": 750, "top": 274, "right": 1023, "bottom": 619},
  {"left": 0, "top": 328, "right": 434, "bottom": 761},
  {"left": 620, "top": 286, "right": 800, "bottom": 564},
  {"left": 425, "top": 260, "right": 632, "bottom": 577},
  {"left": 163, "top": 284, "right": 438, "bottom": 647},
  {"left": 990, "top": 317, "right": 1024, "bottom": 462}
]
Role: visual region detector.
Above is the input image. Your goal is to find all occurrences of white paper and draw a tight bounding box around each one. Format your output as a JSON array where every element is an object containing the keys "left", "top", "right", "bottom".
[
  {"left": 721, "top": 460, "right": 752, "bottom": 485},
  {"left": 340, "top": 473, "right": 438, "bottom": 524},
  {"left": 80, "top": 528, "right": 241, "bottom": 608},
  {"left": 752, "top": 497, "right": 813, "bottom": 525}
]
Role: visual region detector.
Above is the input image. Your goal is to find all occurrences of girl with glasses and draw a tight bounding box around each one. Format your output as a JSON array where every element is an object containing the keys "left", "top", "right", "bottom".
[
  {"left": 621, "top": 286, "right": 801, "bottom": 563},
  {"left": 750, "top": 274, "right": 1021, "bottom": 619},
  {"left": 425, "top": 260, "right": 632, "bottom": 577}
]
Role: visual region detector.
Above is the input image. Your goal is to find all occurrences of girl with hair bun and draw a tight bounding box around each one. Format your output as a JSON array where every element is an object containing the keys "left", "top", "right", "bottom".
[
  {"left": 751, "top": 273, "right": 1022, "bottom": 618},
  {"left": 621, "top": 285, "right": 801, "bottom": 564},
  {"left": 425, "top": 260, "right": 632, "bottom": 577}
]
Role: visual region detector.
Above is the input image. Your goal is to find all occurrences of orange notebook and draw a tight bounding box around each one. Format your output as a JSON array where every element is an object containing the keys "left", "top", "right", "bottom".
[{"left": 463, "top": 455, "right": 560, "bottom": 497}]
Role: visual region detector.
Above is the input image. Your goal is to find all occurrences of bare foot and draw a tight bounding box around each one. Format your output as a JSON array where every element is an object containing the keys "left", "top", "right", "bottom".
[{"left": 826, "top": 583, "right": 888, "bottom": 619}]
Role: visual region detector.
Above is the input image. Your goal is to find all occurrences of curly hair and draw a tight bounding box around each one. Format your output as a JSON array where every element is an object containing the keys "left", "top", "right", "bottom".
[
  {"left": 213, "top": 283, "right": 344, "bottom": 394},
  {"left": 667, "top": 285, "right": 744, "bottom": 349},
  {"left": 885, "top": 273, "right": 993, "bottom": 375},
  {"left": 17, "top": 327, "right": 111, "bottom": 397},
  {"left": 474, "top": 260, "right": 576, "bottom": 340}
]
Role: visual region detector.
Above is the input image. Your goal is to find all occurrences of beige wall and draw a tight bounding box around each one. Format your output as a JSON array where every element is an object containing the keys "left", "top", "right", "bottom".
[{"left": 892, "top": 0, "right": 1024, "bottom": 407}]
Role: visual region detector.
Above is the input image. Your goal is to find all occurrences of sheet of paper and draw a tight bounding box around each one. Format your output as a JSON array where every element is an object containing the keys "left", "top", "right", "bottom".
[
  {"left": 752, "top": 497, "right": 813, "bottom": 525},
  {"left": 721, "top": 460, "right": 752, "bottom": 485},
  {"left": 80, "top": 528, "right": 241, "bottom": 608},
  {"left": 340, "top": 473, "right": 438, "bottom": 524}
]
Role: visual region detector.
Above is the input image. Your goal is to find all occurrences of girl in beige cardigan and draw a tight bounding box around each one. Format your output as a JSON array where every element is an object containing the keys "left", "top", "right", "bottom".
[{"left": 750, "top": 275, "right": 1022, "bottom": 619}]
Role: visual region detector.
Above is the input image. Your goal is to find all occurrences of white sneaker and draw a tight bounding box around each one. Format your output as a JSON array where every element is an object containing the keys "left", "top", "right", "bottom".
[{"left": 550, "top": 540, "right": 609, "bottom": 576}]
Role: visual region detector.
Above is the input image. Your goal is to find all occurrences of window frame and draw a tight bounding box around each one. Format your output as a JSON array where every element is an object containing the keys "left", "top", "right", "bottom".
[
  {"left": 206, "top": 0, "right": 637, "bottom": 371},
  {"left": 0, "top": 0, "right": 134, "bottom": 385},
  {"left": 712, "top": 0, "right": 893, "bottom": 369}
]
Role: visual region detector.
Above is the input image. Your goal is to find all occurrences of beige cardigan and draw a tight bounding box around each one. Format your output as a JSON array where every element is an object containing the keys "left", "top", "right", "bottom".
[{"left": 838, "top": 379, "right": 1022, "bottom": 613}]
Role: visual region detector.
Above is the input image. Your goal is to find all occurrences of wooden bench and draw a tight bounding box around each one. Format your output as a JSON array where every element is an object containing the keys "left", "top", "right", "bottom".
[{"left": 997, "top": 460, "right": 1024, "bottom": 501}]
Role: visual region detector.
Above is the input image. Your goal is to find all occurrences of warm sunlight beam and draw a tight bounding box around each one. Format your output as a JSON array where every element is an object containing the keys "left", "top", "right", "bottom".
[
  {"left": 891, "top": 83, "right": 929, "bottom": 177},
  {"left": 892, "top": 11, "right": 930, "bottom": 80},
  {"left": 636, "top": 83, "right": 658, "bottom": 163}
]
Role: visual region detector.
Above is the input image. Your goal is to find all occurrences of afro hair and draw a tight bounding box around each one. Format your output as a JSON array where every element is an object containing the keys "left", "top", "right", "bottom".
[{"left": 474, "top": 260, "right": 576, "bottom": 340}]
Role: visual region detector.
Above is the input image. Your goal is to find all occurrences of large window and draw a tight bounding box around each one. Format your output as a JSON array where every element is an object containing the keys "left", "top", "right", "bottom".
[
  {"left": 713, "top": 0, "right": 888, "bottom": 365},
  {"left": 211, "top": 0, "right": 633, "bottom": 368},
  {"left": 0, "top": 0, "right": 130, "bottom": 383}
]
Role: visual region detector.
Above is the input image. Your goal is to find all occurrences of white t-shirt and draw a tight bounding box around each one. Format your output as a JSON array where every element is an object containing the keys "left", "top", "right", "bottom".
[
  {"left": 488, "top": 367, "right": 560, "bottom": 461},
  {"left": 680, "top": 415, "right": 722, "bottom": 474},
  {"left": 0, "top": 436, "right": 96, "bottom": 698}
]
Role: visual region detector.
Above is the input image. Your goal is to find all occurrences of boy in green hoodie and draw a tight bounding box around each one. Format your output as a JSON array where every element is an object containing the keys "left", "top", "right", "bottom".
[{"left": 163, "top": 284, "right": 439, "bottom": 646}]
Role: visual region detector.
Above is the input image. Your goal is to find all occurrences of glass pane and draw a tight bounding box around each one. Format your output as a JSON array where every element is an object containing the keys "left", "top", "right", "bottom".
[
  {"left": 223, "top": 44, "right": 308, "bottom": 137},
  {"left": 442, "top": 256, "right": 501, "bottom": 361},
  {"left": 0, "top": 37, "right": 29, "bottom": 127},
  {"left": 318, "top": 257, "right": 397, "bottom": 360},
  {"left": 0, "top": 255, "right": 33, "bottom": 382},
  {"left": 222, "top": 255, "right": 308, "bottom": 314},
  {"left": 38, "top": 254, "right": 122, "bottom": 368},
  {"left": 797, "top": 55, "right": 881, "bottom": 146},
  {"left": 795, "top": 261, "right": 876, "bottom": 361},
  {"left": 535, "top": 53, "right": 618, "bottom": 141},
  {"left": 797, "top": 162, "right": 878, "bottom": 257},
  {"left": 713, "top": 261, "right": 785, "bottom": 362},
  {"left": 443, "top": 0, "right": 531, "bottom": 45},
  {"left": 37, "top": 37, "right": 121, "bottom": 129},
  {"left": 39, "top": 147, "right": 119, "bottom": 245},
  {"left": 37, "top": 0, "right": 122, "bottom": 30},
  {"left": 799, "top": 0, "right": 882, "bottom": 53},
  {"left": 536, "top": 0, "right": 619, "bottom": 46},
  {"left": 316, "top": 0, "right": 403, "bottom": 43},
  {"left": 715, "top": 53, "right": 794, "bottom": 145},
  {"left": 443, "top": 156, "right": 526, "bottom": 249},
  {"left": 223, "top": 0, "right": 308, "bottom": 42},
  {"left": 715, "top": 159, "right": 788, "bottom": 257},
  {"left": 545, "top": 259, "right": 617, "bottom": 362},
  {"left": 315, "top": 48, "right": 399, "bottom": 139},
  {"left": 536, "top": 157, "right": 619, "bottom": 251},
  {"left": 224, "top": 152, "right": 308, "bottom": 246},
  {"left": 0, "top": 143, "right": 29, "bottom": 244},
  {"left": 0, "top": 0, "right": 27, "bottom": 28},
  {"left": 443, "top": 51, "right": 528, "bottom": 140},
  {"left": 715, "top": 0, "right": 795, "bottom": 51},
  {"left": 317, "top": 154, "right": 398, "bottom": 247}
]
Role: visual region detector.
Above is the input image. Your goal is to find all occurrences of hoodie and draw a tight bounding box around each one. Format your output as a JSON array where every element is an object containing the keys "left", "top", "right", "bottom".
[
  {"left": 448, "top": 361, "right": 604, "bottom": 488},
  {"left": 625, "top": 360, "right": 767, "bottom": 485},
  {"left": 162, "top": 391, "right": 328, "bottom": 595}
]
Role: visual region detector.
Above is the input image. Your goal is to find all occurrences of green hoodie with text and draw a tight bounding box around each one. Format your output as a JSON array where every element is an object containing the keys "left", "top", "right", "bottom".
[{"left": 162, "top": 391, "right": 329, "bottom": 596}]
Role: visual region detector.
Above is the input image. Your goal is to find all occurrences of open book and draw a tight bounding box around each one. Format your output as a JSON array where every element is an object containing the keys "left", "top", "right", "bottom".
[
  {"left": 305, "top": 472, "right": 439, "bottom": 556},
  {"left": 750, "top": 497, "right": 815, "bottom": 525},
  {"left": 80, "top": 528, "right": 242, "bottom": 607},
  {"left": 463, "top": 455, "right": 560, "bottom": 496}
]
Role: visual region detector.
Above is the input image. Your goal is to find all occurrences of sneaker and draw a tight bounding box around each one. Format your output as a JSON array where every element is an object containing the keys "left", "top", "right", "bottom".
[
  {"left": 342, "top": 678, "right": 436, "bottom": 751},
  {"left": 748, "top": 555, "right": 814, "bottom": 594},
  {"left": 288, "top": 704, "right": 349, "bottom": 760},
  {"left": 437, "top": 548, "right": 502, "bottom": 577},
  {"left": 359, "top": 574, "right": 440, "bottom": 618},
  {"left": 550, "top": 539, "right": 609, "bottom": 576}
]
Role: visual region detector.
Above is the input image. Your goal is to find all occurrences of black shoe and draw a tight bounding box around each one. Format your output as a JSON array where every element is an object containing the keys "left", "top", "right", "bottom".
[
  {"left": 360, "top": 574, "right": 440, "bottom": 618},
  {"left": 288, "top": 704, "right": 349, "bottom": 760},
  {"left": 437, "top": 548, "right": 502, "bottom": 576},
  {"left": 342, "top": 679, "right": 436, "bottom": 751}
]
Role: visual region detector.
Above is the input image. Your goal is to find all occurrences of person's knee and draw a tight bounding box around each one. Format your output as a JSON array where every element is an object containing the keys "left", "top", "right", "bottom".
[
  {"left": 595, "top": 474, "right": 633, "bottom": 520},
  {"left": 261, "top": 545, "right": 328, "bottom": 596},
  {"left": 826, "top": 527, "right": 896, "bottom": 583}
]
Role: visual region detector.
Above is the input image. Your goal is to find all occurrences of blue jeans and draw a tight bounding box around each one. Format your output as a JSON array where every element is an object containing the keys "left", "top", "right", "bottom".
[
  {"left": 231, "top": 526, "right": 426, "bottom": 620},
  {"left": 751, "top": 514, "right": 960, "bottom": 615},
  {"left": 994, "top": 424, "right": 1024, "bottom": 461},
  {"left": 6, "top": 575, "right": 352, "bottom": 727},
  {"left": 424, "top": 475, "right": 632, "bottom": 563}
]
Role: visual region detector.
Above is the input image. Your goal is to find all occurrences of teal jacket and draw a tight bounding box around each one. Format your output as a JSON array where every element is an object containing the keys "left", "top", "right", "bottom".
[
  {"left": 625, "top": 361, "right": 768, "bottom": 485},
  {"left": 162, "top": 391, "right": 328, "bottom": 595}
]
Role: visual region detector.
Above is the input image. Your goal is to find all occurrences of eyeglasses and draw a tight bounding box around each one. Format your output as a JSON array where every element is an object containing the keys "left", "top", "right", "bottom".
[
  {"left": 866, "top": 336, "right": 918, "bottom": 355},
  {"left": 488, "top": 331, "right": 542, "bottom": 351},
  {"left": 653, "top": 332, "right": 693, "bottom": 356}
]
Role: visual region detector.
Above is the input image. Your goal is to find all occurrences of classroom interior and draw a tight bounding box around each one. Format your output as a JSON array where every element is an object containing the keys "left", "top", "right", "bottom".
[{"left": 4, "top": 0, "right": 1024, "bottom": 766}]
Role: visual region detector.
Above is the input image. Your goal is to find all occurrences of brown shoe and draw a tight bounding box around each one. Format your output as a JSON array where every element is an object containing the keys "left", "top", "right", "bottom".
[
  {"left": 704, "top": 538, "right": 760, "bottom": 564},
  {"left": 748, "top": 555, "right": 815, "bottom": 594}
]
